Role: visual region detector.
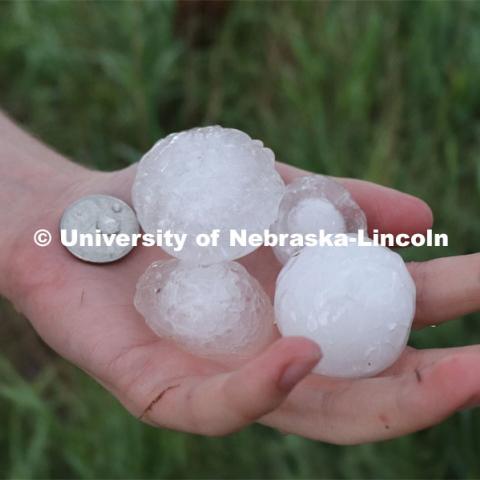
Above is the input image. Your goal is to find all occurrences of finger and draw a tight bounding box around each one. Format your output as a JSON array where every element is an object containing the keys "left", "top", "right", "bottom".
[
  {"left": 409, "top": 253, "right": 480, "bottom": 328},
  {"left": 143, "top": 337, "right": 321, "bottom": 435},
  {"left": 276, "top": 162, "right": 433, "bottom": 236},
  {"left": 262, "top": 350, "right": 480, "bottom": 444},
  {"left": 386, "top": 344, "right": 480, "bottom": 376},
  {"left": 340, "top": 178, "right": 433, "bottom": 236}
]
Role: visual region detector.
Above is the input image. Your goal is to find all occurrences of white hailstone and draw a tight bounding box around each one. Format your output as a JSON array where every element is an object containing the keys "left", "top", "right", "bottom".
[
  {"left": 271, "top": 175, "right": 367, "bottom": 264},
  {"left": 132, "top": 126, "right": 285, "bottom": 264},
  {"left": 134, "top": 259, "right": 275, "bottom": 360},
  {"left": 274, "top": 241, "right": 416, "bottom": 378}
]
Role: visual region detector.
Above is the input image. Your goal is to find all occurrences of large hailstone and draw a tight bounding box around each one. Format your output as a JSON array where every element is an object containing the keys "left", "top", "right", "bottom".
[
  {"left": 271, "top": 175, "right": 367, "bottom": 264},
  {"left": 132, "top": 126, "right": 285, "bottom": 264},
  {"left": 275, "top": 241, "right": 416, "bottom": 378},
  {"left": 134, "top": 259, "right": 275, "bottom": 361}
]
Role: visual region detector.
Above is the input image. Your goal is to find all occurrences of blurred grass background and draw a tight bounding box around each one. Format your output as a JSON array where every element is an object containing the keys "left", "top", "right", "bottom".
[{"left": 0, "top": 1, "right": 479, "bottom": 478}]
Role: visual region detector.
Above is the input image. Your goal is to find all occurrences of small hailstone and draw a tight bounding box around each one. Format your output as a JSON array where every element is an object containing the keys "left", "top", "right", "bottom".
[
  {"left": 132, "top": 126, "right": 285, "bottom": 264},
  {"left": 271, "top": 175, "right": 367, "bottom": 264},
  {"left": 274, "top": 241, "right": 416, "bottom": 378},
  {"left": 134, "top": 259, "right": 275, "bottom": 360}
]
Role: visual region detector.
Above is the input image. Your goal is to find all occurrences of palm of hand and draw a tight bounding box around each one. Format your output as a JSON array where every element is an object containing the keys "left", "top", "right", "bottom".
[{"left": 8, "top": 163, "right": 480, "bottom": 444}]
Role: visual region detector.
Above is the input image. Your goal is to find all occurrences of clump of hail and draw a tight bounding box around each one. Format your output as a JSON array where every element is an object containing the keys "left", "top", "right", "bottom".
[
  {"left": 132, "top": 126, "right": 416, "bottom": 377},
  {"left": 134, "top": 260, "right": 275, "bottom": 362},
  {"left": 274, "top": 240, "right": 416, "bottom": 378},
  {"left": 132, "top": 126, "right": 285, "bottom": 264},
  {"left": 271, "top": 174, "right": 367, "bottom": 264},
  {"left": 133, "top": 126, "right": 282, "bottom": 359}
]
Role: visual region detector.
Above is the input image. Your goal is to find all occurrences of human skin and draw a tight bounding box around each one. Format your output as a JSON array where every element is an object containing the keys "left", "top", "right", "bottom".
[{"left": 1, "top": 111, "right": 479, "bottom": 444}]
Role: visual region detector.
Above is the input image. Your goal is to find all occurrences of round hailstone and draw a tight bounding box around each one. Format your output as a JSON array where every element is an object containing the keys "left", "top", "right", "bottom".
[
  {"left": 132, "top": 126, "right": 285, "bottom": 264},
  {"left": 134, "top": 259, "right": 275, "bottom": 360},
  {"left": 274, "top": 241, "right": 416, "bottom": 378},
  {"left": 271, "top": 175, "right": 367, "bottom": 264}
]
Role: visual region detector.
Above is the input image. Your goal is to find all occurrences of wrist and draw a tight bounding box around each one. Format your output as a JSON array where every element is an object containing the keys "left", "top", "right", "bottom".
[
  {"left": 0, "top": 162, "right": 137, "bottom": 307},
  {"left": 0, "top": 160, "right": 99, "bottom": 302}
]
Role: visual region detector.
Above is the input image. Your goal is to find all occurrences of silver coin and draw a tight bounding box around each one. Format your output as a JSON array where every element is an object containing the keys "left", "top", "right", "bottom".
[{"left": 59, "top": 194, "right": 140, "bottom": 263}]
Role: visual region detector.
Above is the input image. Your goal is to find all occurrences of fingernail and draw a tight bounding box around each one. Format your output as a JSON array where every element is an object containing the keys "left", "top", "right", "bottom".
[{"left": 278, "top": 355, "right": 321, "bottom": 392}]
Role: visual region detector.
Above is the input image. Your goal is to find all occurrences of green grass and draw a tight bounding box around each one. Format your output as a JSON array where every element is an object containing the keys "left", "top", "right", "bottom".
[{"left": 0, "top": 1, "right": 480, "bottom": 478}]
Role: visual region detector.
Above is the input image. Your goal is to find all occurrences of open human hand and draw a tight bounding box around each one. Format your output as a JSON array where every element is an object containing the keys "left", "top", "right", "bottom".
[{"left": 1, "top": 125, "right": 479, "bottom": 444}]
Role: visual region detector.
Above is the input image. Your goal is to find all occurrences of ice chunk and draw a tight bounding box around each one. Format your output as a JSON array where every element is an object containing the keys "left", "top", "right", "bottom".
[
  {"left": 271, "top": 175, "right": 367, "bottom": 264},
  {"left": 274, "top": 240, "right": 416, "bottom": 378},
  {"left": 132, "top": 126, "right": 285, "bottom": 264},
  {"left": 134, "top": 259, "right": 275, "bottom": 360}
]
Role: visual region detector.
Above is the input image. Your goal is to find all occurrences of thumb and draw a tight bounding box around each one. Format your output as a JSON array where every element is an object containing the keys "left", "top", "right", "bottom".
[{"left": 151, "top": 337, "right": 321, "bottom": 436}]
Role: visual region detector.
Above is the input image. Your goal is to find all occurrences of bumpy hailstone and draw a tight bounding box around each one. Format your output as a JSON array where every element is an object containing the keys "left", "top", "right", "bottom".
[
  {"left": 274, "top": 241, "right": 416, "bottom": 378},
  {"left": 271, "top": 175, "right": 367, "bottom": 264},
  {"left": 132, "top": 126, "right": 285, "bottom": 264},
  {"left": 134, "top": 259, "right": 275, "bottom": 360}
]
